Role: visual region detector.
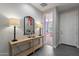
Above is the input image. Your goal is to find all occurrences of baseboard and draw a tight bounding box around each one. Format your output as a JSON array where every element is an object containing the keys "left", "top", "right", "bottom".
[
  {"left": 0, "top": 53, "right": 9, "bottom": 56},
  {"left": 77, "top": 45, "right": 79, "bottom": 48},
  {"left": 53, "top": 44, "right": 59, "bottom": 48},
  {"left": 59, "top": 43, "right": 77, "bottom": 48}
]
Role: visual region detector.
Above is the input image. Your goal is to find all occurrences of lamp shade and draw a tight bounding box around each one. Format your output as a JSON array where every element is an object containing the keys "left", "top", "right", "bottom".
[
  {"left": 9, "top": 18, "right": 20, "bottom": 26},
  {"left": 35, "top": 21, "right": 42, "bottom": 28}
]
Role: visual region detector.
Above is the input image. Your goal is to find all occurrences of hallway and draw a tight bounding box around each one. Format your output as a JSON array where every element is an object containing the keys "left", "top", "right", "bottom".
[{"left": 31, "top": 44, "right": 79, "bottom": 56}]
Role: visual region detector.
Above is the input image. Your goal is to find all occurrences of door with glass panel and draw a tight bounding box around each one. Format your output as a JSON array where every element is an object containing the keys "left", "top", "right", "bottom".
[{"left": 44, "top": 12, "right": 53, "bottom": 46}]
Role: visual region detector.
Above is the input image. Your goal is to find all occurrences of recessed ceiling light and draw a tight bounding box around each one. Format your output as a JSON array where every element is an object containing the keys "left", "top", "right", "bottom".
[{"left": 40, "top": 3, "right": 48, "bottom": 7}]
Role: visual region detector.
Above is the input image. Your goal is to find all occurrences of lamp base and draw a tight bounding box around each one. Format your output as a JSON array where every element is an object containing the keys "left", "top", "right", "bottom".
[
  {"left": 12, "top": 39, "right": 17, "bottom": 42},
  {"left": 39, "top": 34, "right": 41, "bottom": 36}
]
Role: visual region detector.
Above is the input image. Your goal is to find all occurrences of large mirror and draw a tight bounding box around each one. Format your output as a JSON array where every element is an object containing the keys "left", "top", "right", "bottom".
[{"left": 24, "top": 16, "right": 35, "bottom": 35}]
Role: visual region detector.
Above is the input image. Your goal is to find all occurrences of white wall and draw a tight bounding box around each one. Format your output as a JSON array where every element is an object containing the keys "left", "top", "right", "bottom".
[
  {"left": 0, "top": 3, "right": 43, "bottom": 56},
  {"left": 59, "top": 8, "right": 79, "bottom": 47}
]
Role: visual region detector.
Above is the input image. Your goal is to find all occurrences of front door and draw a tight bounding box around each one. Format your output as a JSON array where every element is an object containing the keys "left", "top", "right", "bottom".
[{"left": 59, "top": 10, "right": 78, "bottom": 47}]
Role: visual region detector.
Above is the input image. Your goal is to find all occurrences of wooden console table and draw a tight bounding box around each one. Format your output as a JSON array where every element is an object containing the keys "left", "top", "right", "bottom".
[{"left": 9, "top": 36, "right": 43, "bottom": 56}]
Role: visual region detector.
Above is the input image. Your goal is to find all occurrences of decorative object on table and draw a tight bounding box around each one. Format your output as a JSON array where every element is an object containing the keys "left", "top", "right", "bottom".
[
  {"left": 26, "top": 29, "right": 31, "bottom": 38},
  {"left": 35, "top": 21, "right": 42, "bottom": 36},
  {"left": 24, "top": 16, "right": 35, "bottom": 37},
  {"left": 9, "top": 18, "right": 20, "bottom": 41}
]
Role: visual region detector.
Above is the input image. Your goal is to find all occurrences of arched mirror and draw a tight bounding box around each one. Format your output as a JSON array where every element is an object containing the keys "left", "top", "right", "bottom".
[{"left": 24, "top": 16, "right": 35, "bottom": 35}]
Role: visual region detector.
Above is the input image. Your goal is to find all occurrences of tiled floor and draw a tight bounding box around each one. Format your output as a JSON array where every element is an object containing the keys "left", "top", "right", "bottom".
[{"left": 31, "top": 44, "right": 79, "bottom": 56}]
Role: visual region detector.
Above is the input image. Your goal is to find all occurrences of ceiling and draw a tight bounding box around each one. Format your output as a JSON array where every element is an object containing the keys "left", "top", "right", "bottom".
[{"left": 31, "top": 3, "right": 79, "bottom": 12}]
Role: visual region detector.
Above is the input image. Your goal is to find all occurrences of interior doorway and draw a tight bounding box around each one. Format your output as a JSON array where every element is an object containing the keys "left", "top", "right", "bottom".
[{"left": 44, "top": 12, "right": 53, "bottom": 46}]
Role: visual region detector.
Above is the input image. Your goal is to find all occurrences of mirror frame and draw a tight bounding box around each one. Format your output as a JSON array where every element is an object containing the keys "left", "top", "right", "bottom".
[{"left": 24, "top": 16, "right": 35, "bottom": 35}]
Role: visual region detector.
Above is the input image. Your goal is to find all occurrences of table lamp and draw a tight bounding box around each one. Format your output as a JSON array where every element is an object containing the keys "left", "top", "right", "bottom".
[
  {"left": 9, "top": 18, "right": 20, "bottom": 41},
  {"left": 36, "top": 21, "right": 42, "bottom": 36}
]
